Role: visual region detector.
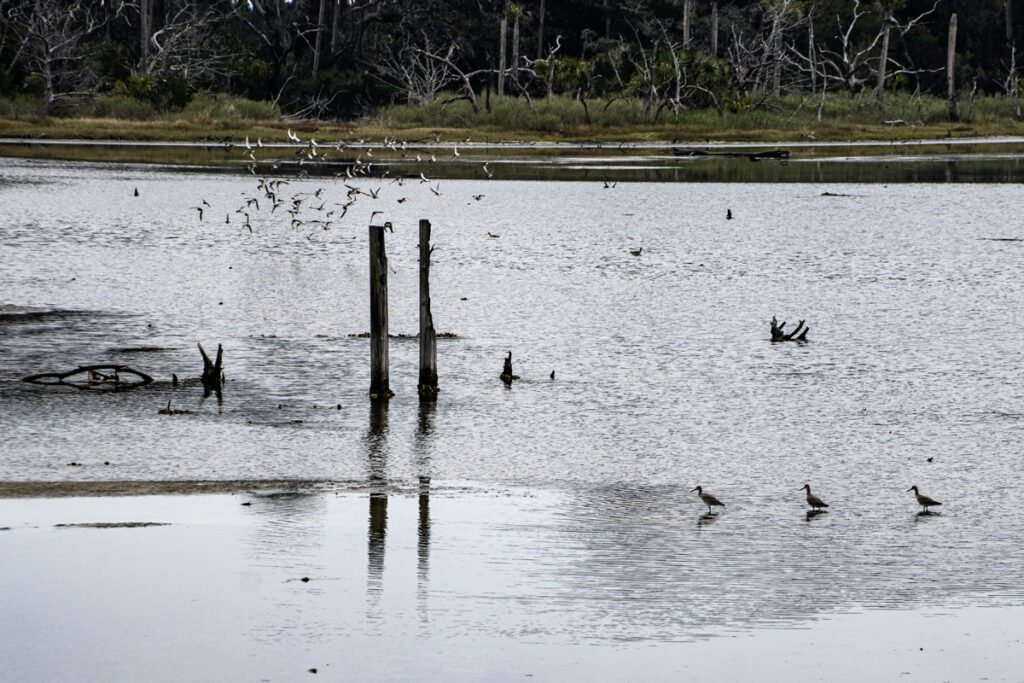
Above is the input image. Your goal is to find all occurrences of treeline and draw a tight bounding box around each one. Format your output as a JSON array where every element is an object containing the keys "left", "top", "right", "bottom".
[{"left": 0, "top": 0, "right": 1020, "bottom": 121}]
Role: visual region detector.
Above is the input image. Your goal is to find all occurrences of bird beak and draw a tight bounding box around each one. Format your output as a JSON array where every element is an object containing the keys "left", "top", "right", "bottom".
[
  {"left": 905, "top": 487, "right": 913, "bottom": 492},
  {"left": 689, "top": 487, "right": 698, "bottom": 492}
]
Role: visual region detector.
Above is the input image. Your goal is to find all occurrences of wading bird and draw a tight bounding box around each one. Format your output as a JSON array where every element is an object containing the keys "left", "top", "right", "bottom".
[
  {"left": 691, "top": 486, "right": 725, "bottom": 514},
  {"left": 907, "top": 486, "right": 942, "bottom": 512},
  {"left": 800, "top": 484, "right": 829, "bottom": 511}
]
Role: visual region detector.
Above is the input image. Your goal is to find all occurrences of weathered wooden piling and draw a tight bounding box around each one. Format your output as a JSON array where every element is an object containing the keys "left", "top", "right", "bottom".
[
  {"left": 369, "top": 224, "right": 393, "bottom": 400},
  {"left": 418, "top": 219, "right": 439, "bottom": 398}
]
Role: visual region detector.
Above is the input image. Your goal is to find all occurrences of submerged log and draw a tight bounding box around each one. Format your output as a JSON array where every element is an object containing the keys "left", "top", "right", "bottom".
[
  {"left": 770, "top": 316, "right": 809, "bottom": 342},
  {"left": 22, "top": 364, "right": 154, "bottom": 390}
]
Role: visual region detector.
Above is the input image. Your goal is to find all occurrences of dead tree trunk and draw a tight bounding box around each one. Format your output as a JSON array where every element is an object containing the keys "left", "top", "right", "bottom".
[
  {"left": 198, "top": 342, "right": 223, "bottom": 397},
  {"left": 948, "top": 13, "right": 959, "bottom": 122},
  {"left": 498, "top": 13, "right": 508, "bottom": 96},
  {"left": 313, "top": 0, "right": 327, "bottom": 75},
  {"left": 369, "top": 224, "right": 393, "bottom": 400},
  {"left": 711, "top": 1, "right": 719, "bottom": 58},
  {"left": 876, "top": 14, "right": 891, "bottom": 100},
  {"left": 683, "top": 0, "right": 692, "bottom": 48},
  {"left": 537, "top": 0, "right": 546, "bottom": 58},
  {"left": 139, "top": 0, "right": 151, "bottom": 72},
  {"left": 418, "top": 219, "right": 439, "bottom": 398},
  {"left": 500, "top": 351, "right": 519, "bottom": 383}
]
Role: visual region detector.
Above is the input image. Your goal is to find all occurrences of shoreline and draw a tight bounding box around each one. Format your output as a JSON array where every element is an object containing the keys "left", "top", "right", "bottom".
[{"left": 0, "top": 479, "right": 333, "bottom": 498}]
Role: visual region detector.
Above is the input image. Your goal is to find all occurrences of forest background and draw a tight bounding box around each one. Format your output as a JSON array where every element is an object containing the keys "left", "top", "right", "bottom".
[{"left": 1, "top": 0, "right": 1022, "bottom": 139}]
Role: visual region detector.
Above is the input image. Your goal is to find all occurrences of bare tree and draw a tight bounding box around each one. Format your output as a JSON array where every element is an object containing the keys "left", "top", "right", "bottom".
[
  {"left": 411, "top": 44, "right": 485, "bottom": 113},
  {"left": 375, "top": 37, "right": 456, "bottom": 104},
  {"left": 7, "top": 0, "right": 123, "bottom": 108},
  {"left": 138, "top": 2, "right": 231, "bottom": 82}
]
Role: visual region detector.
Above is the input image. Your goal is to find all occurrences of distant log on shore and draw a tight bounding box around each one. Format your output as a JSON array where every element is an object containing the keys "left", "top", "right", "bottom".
[{"left": 674, "top": 148, "right": 790, "bottom": 162}]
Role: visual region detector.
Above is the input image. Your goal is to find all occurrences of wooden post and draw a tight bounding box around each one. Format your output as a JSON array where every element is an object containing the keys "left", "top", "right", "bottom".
[
  {"left": 418, "top": 219, "right": 439, "bottom": 398},
  {"left": 369, "top": 224, "right": 393, "bottom": 400},
  {"left": 947, "top": 13, "right": 959, "bottom": 122}
]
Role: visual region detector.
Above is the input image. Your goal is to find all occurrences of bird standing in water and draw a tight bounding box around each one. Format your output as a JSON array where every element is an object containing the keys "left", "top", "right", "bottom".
[
  {"left": 691, "top": 486, "right": 725, "bottom": 514},
  {"left": 907, "top": 486, "right": 942, "bottom": 512},
  {"left": 800, "top": 484, "right": 829, "bottom": 511}
]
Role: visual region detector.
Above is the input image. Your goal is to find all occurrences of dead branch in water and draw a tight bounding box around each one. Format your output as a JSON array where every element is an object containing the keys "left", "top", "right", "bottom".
[
  {"left": 771, "top": 316, "right": 809, "bottom": 342},
  {"left": 22, "top": 364, "right": 154, "bottom": 390}
]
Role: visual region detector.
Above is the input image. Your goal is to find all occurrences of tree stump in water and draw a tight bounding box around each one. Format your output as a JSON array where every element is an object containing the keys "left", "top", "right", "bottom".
[
  {"left": 770, "top": 316, "right": 809, "bottom": 342},
  {"left": 198, "top": 342, "right": 224, "bottom": 397},
  {"left": 500, "top": 351, "right": 520, "bottom": 384}
]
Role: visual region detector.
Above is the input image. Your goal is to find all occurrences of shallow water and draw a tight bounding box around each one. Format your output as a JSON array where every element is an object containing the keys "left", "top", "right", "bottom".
[
  {"left": 1, "top": 493, "right": 1023, "bottom": 681},
  {"left": 2, "top": 157, "right": 1024, "bottom": 647}
]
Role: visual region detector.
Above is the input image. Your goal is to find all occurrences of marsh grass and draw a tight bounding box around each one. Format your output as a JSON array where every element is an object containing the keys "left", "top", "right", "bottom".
[
  {"left": 1, "top": 91, "right": 1023, "bottom": 145},
  {"left": 374, "top": 91, "right": 1024, "bottom": 141}
]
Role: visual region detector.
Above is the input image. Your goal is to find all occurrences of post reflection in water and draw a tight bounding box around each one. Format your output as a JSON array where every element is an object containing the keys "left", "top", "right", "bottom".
[
  {"left": 366, "top": 400, "right": 389, "bottom": 606},
  {"left": 416, "top": 399, "right": 436, "bottom": 621}
]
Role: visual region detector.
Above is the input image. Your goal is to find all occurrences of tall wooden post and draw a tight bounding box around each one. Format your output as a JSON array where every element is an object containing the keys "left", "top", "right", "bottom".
[
  {"left": 369, "top": 224, "right": 393, "bottom": 399},
  {"left": 948, "top": 13, "right": 960, "bottom": 122},
  {"left": 418, "top": 219, "right": 439, "bottom": 398}
]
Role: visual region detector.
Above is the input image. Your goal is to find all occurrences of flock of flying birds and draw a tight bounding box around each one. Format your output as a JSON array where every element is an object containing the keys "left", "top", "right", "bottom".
[{"left": 188, "top": 129, "right": 500, "bottom": 240}]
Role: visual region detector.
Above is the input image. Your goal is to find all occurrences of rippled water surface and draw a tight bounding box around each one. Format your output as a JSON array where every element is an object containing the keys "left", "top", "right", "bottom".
[{"left": 2, "top": 157, "right": 1024, "bottom": 650}]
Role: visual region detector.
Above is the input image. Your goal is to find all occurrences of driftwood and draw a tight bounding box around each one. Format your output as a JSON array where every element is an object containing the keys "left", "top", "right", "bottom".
[
  {"left": 22, "top": 364, "right": 154, "bottom": 390},
  {"left": 771, "top": 316, "right": 809, "bottom": 342},
  {"left": 198, "top": 342, "right": 224, "bottom": 398}
]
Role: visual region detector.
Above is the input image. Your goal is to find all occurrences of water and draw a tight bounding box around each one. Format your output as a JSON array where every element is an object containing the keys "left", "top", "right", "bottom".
[{"left": 2, "top": 156, "right": 1024, "bottom": 661}]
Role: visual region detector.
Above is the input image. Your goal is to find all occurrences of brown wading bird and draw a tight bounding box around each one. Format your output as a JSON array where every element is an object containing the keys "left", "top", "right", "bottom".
[
  {"left": 800, "top": 484, "right": 829, "bottom": 511},
  {"left": 907, "top": 486, "right": 942, "bottom": 512},
  {"left": 691, "top": 486, "right": 725, "bottom": 514}
]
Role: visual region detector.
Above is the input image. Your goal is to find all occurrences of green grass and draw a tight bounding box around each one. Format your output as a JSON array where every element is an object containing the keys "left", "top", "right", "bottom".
[
  {"left": 371, "top": 90, "right": 1024, "bottom": 141},
  {"left": 1, "top": 91, "right": 1023, "bottom": 145}
]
